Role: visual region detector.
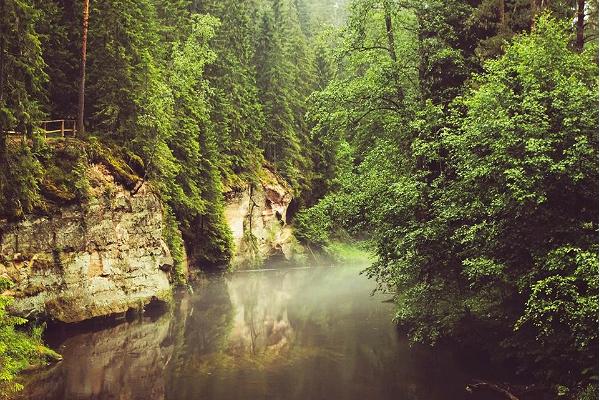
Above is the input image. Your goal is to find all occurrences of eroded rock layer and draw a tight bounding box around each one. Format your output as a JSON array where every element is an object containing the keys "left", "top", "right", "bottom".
[{"left": 0, "top": 166, "right": 172, "bottom": 323}]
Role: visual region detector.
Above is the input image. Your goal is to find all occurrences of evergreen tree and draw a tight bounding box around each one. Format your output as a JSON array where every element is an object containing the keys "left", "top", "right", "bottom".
[
  {"left": 0, "top": 0, "right": 46, "bottom": 217},
  {"left": 194, "top": 0, "right": 265, "bottom": 187},
  {"left": 254, "top": 0, "right": 316, "bottom": 193},
  {"left": 165, "top": 13, "right": 233, "bottom": 267},
  {"left": 32, "top": 0, "right": 79, "bottom": 119}
]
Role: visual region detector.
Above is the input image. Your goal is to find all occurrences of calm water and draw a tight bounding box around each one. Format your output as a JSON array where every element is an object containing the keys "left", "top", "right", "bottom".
[{"left": 20, "top": 264, "right": 483, "bottom": 400}]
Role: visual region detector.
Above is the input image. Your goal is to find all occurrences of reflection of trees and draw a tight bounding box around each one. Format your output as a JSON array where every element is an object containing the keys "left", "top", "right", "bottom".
[
  {"left": 181, "top": 278, "right": 234, "bottom": 355},
  {"left": 164, "top": 278, "right": 235, "bottom": 390}
]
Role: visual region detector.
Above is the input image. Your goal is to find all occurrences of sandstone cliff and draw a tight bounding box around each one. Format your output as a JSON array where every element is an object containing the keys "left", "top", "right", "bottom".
[
  {"left": 224, "top": 168, "right": 303, "bottom": 268},
  {"left": 0, "top": 163, "right": 302, "bottom": 323},
  {"left": 0, "top": 165, "right": 172, "bottom": 323}
]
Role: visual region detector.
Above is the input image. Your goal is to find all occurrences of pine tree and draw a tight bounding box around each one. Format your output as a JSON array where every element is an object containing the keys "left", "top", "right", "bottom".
[
  {"left": 194, "top": 0, "right": 265, "bottom": 187},
  {"left": 254, "top": 0, "right": 316, "bottom": 193},
  {"left": 0, "top": 0, "right": 46, "bottom": 145},
  {"left": 165, "top": 12, "right": 233, "bottom": 267},
  {"left": 0, "top": 0, "right": 46, "bottom": 217}
]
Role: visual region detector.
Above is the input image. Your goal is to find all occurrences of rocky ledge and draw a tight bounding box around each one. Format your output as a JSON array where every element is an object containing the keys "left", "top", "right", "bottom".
[
  {"left": 0, "top": 165, "right": 172, "bottom": 323},
  {"left": 0, "top": 164, "right": 302, "bottom": 323}
]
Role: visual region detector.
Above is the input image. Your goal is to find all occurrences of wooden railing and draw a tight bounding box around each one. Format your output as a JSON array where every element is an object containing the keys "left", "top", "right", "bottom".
[
  {"left": 4, "top": 120, "right": 77, "bottom": 138},
  {"left": 41, "top": 119, "right": 77, "bottom": 137}
]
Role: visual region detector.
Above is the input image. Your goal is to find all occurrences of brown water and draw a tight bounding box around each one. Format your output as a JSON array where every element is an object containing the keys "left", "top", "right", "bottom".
[{"left": 20, "top": 264, "right": 482, "bottom": 400}]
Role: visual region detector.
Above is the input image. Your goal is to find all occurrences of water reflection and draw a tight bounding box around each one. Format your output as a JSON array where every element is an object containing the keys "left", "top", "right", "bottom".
[
  {"left": 20, "top": 311, "right": 174, "bottom": 400},
  {"left": 19, "top": 265, "right": 474, "bottom": 400}
]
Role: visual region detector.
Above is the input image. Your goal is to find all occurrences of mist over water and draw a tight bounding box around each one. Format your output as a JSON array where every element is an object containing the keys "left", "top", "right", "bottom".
[{"left": 20, "top": 264, "right": 477, "bottom": 400}]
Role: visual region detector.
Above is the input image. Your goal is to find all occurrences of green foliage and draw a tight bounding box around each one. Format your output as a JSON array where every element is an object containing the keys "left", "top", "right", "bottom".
[
  {"left": 0, "top": 0, "right": 598, "bottom": 396},
  {"left": 0, "top": 0, "right": 341, "bottom": 270},
  {"left": 32, "top": 0, "right": 78, "bottom": 117},
  {"left": 0, "top": 0, "right": 47, "bottom": 135},
  {"left": 255, "top": 0, "right": 316, "bottom": 193},
  {"left": 323, "top": 241, "right": 373, "bottom": 264},
  {"left": 163, "top": 206, "right": 187, "bottom": 284},
  {"left": 163, "top": 13, "right": 218, "bottom": 223},
  {"left": 195, "top": 0, "right": 265, "bottom": 187},
  {"left": 39, "top": 143, "right": 93, "bottom": 204},
  {"left": 0, "top": 144, "right": 43, "bottom": 219},
  {"left": 82, "top": 3, "right": 234, "bottom": 267},
  {"left": 0, "top": 279, "right": 45, "bottom": 396},
  {"left": 294, "top": 200, "right": 334, "bottom": 246},
  {"left": 576, "top": 384, "right": 599, "bottom": 400},
  {"left": 0, "top": 0, "right": 47, "bottom": 218},
  {"left": 301, "top": 7, "right": 599, "bottom": 395}
]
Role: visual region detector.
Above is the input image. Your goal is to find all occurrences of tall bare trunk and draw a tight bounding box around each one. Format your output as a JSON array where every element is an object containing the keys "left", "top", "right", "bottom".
[
  {"left": 0, "top": 0, "right": 6, "bottom": 154},
  {"left": 576, "top": 0, "right": 585, "bottom": 51},
  {"left": 0, "top": 0, "right": 5, "bottom": 112},
  {"left": 531, "top": 0, "right": 552, "bottom": 27},
  {"left": 383, "top": 0, "right": 397, "bottom": 62},
  {"left": 499, "top": 0, "right": 506, "bottom": 28},
  {"left": 383, "top": 0, "right": 403, "bottom": 103},
  {"left": 77, "top": 0, "right": 90, "bottom": 136},
  {"left": 530, "top": 0, "right": 538, "bottom": 27}
]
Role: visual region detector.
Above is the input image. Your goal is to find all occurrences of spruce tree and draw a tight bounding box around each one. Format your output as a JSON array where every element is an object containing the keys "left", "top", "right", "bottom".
[
  {"left": 194, "top": 0, "right": 265, "bottom": 187},
  {"left": 0, "top": 0, "right": 46, "bottom": 217},
  {"left": 254, "top": 0, "right": 316, "bottom": 193}
]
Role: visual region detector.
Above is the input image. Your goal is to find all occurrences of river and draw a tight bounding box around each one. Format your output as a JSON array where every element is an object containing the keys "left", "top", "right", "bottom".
[{"left": 19, "top": 263, "right": 486, "bottom": 400}]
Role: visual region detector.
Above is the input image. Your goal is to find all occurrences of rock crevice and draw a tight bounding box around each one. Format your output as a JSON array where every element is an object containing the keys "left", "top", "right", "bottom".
[{"left": 224, "top": 168, "right": 302, "bottom": 267}]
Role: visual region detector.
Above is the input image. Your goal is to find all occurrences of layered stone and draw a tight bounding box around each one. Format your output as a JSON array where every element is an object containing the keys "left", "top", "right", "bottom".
[
  {"left": 0, "top": 165, "right": 172, "bottom": 323},
  {"left": 224, "top": 167, "right": 302, "bottom": 267}
]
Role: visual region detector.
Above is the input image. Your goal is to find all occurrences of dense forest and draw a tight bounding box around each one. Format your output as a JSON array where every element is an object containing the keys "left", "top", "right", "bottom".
[
  {"left": 295, "top": 0, "right": 599, "bottom": 398},
  {"left": 0, "top": 0, "right": 598, "bottom": 398}
]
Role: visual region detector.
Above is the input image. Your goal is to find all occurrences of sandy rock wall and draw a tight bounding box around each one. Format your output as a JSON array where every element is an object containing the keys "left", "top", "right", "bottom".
[
  {"left": 224, "top": 168, "right": 301, "bottom": 267},
  {"left": 0, "top": 166, "right": 172, "bottom": 323}
]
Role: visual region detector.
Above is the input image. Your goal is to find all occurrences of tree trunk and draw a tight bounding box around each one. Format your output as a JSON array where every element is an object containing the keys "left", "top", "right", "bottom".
[
  {"left": 576, "top": 0, "right": 585, "bottom": 51},
  {"left": 0, "top": 0, "right": 5, "bottom": 111},
  {"left": 0, "top": 0, "right": 6, "bottom": 153},
  {"left": 383, "top": 0, "right": 397, "bottom": 62},
  {"left": 499, "top": 0, "right": 506, "bottom": 29},
  {"left": 77, "top": 0, "right": 90, "bottom": 136},
  {"left": 531, "top": 0, "right": 552, "bottom": 27},
  {"left": 383, "top": 0, "right": 404, "bottom": 103},
  {"left": 530, "top": 0, "right": 537, "bottom": 27}
]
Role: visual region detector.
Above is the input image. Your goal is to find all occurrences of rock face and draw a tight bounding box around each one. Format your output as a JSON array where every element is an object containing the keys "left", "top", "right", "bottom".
[
  {"left": 0, "top": 165, "right": 172, "bottom": 323},
  {"left": 224, "top": 168, "right": 302, "bottom": 267}
]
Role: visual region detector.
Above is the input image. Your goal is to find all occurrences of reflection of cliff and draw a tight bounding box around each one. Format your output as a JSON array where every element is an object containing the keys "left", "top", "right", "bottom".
[
  {"left": 19, "top": 311, "right": 174, "bottom": 400},
  {"left": 227, "top": 272, "right": 295, "bottom": 356},
  {"left": 18, "top": 269, "right": 398, "bottom": 400}
]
